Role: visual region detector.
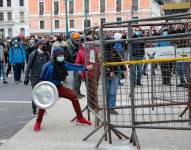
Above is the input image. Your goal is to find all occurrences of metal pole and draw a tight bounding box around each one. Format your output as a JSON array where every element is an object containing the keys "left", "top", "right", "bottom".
[
  {"left": 131, "top": 0, "right": 134, "bottom": 19},
  {"left": 50, "top": 1, "right": 53, "bottom": 34},
  {"left": 65, "top": 0, "right": 69, "bottom": 36},
  {"left": 84, "top": 0, "right": 88, "bottom": 33}
]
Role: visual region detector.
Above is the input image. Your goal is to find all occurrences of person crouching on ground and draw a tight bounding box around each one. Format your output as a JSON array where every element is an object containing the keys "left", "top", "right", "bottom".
[{"left": 34, "top": 48, "right": 93, "bottom": 131}]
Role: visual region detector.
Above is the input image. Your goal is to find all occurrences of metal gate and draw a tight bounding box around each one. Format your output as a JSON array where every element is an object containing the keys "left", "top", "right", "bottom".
[{"left": 82, "top": 12, "right": 191, "bottom": 149}]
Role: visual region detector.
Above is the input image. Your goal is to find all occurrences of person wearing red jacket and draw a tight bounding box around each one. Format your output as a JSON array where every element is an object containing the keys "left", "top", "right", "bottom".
[{"left": 75, "top": 43, "right": 101, "bottom": 111}]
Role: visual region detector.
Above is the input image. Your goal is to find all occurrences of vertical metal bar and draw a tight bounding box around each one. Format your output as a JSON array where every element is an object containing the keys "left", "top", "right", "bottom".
[
  {"left": 151, "top": 61, "right": 155, "bottom": 110},
  {"left": 50, "top": 1, "right": 53, "bottom": 34},
  {"left": 128, "top": 23, "right": 137, "bottom": 144},
  {"left": 99, "top": 28, "right": 111, "bottom": 143},
  {"left": 65, "top": 0, "right": 69, "bottom": 36}
]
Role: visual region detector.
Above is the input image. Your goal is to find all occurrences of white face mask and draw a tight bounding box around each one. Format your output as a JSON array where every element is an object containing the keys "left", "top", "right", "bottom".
[{"left": 56, "top": 56, "right": 65, "bottom": 62}]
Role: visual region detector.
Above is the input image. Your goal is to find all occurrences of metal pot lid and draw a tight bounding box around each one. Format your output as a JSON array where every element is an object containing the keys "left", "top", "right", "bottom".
[{"left": 32, "top": 81, "right": 59, "bottom": 109}]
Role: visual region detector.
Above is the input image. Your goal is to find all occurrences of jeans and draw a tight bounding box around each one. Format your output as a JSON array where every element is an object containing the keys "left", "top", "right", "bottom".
[
  {"left": 176, "top": 62, "right": 189, "bottom": 83},
  {"left": 13, "top": 63, "right": 23, "bottom": 81},
  {"left": 73, "top": 71, "right": 82, "bottom": 95},
  {"left": 107, "top": 74, "right": 120, "bottom": 108},
  {"left": 132, "top": 56, "right": 144, "bottom": 84},
  {"left": 36, "top": 84, "right": 83, "bottom": 123},
  {"left": 1, "top": 63, "right": 6, "bottom": 80}
]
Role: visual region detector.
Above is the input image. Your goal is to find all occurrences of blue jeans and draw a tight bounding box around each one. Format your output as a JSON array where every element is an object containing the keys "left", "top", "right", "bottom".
[
  {"left": 132, "top": 56, "right": 144, "bottom": 84},
  {"left": 107, "top": 74, "right": 120, "bottom": 108},
  {"left": 176, "top": 62, "right": 189, "bottom": 83},
  {"left": 1, "top": 63, "right": 6, "bottom": 80},
  {"left": 13, "top": 63, "right": 22, "bottom": 81}
]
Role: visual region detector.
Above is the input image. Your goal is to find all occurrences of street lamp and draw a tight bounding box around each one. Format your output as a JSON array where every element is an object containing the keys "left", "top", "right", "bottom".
[{"left": 65, "top": 0, "right": 69, "bottom": 36}]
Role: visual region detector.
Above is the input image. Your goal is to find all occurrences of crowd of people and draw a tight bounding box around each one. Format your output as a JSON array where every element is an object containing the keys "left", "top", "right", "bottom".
[{"left": 0, "top": 23, "right": 190, "bottom": 130}]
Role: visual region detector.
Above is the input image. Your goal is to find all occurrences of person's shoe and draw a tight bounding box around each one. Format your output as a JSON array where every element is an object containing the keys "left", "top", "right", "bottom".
[
  {"left": 143, "top": 72, "right": 148, "bottom": 76},
  {"left": 3, "top": 81, "right": 8, "bottom": 84},
  {"left": 183, "top": 84, "right": 188, "bottom": 88},
  {"left": 44, "top": 110, "right": 48, "bottom": 115},
  {"left": 119, "top": 82, "right": 124, "bottom": 86},
  {"left": 34, "top": 121, "right": 41, "bottom": 131},
  {"left": 110, "top": 109, "right": 119, "bottom": 115},
  {"left": 136, "top": 82, "right": 143, "bottom": 86},
  {"left": 15, "top": 81, "right": 19, "bottom": 84},
  {"left": 79, "top": 93, "right": 85, "bottom": 97},
  {"left": 77, "top": 94, "right": 83, "bottom": 99},
  {"left": 177, "top": 83, "right": 184, "bottom": 87},
  {"left": 32, "top": 112, "right": 37, "bottom": 117},
  {"left": 76, "top": 117, "right": 92, "bottom": 126}
]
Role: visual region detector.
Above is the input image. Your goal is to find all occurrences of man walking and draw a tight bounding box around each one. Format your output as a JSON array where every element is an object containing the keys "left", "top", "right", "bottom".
[
  {"left": 24, "top": 39, "right": 50, "bottom": 116},
  {"left": 9, "top": 39, "right": 26, "bottom": 84}
]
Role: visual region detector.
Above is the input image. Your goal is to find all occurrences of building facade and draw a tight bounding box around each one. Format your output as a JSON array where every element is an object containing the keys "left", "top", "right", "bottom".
[
  {"left": 29, "top": 0, "right": 162, "bottom": 34},
  {"left": 0, "top": 0, "right": 29, "bottom": 38}
]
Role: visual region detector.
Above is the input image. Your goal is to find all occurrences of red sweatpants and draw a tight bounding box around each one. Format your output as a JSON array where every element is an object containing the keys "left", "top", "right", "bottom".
[{"left": 36, "top": 84, "right": 83, "bottom": 123}]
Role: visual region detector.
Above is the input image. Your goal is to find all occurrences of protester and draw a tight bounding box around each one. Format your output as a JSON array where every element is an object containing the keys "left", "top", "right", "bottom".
[
  {"left": 9, "top": 39, "right": 26, "bottom": 84},
  {"left": 34, "top": 48, "right": 93, "bottom": 131},
  {"left": 24, "top": 39, "right": 50, "bottom": 117}
]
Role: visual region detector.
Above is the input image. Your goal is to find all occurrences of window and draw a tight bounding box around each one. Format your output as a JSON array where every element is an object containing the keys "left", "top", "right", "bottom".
[
  {"left": 84, "top": 0, "right": 89, "bottom": 14},
  {"left": 69, "top": 19, "right": 74, "bottom": 28},
  {"left": 100, "top": 18, "right": 106, "bottom": 25},
  {"left": 0, "top": 12, "right": 4, "bottom": 21},
  {"left": 84, "top": 19, "right": 91, "bottom": 28},
  {"left": 116, "top": 0, "right": 121, "bottom": 12},
  {"left": 39, "top": 2, "right": 44, "bottom": 16},
  {"left": 7, "top": 0, "right": 11, "bottom": 7},
  {"left": 55, "top": 20, "right": 59, "bottom": 29},
  {"left": 20, "top": 11, "right": 24, "bottom": 22},
  {"left": 19, "top": 0, "right": 24, "bottom": 6},
  {"left": 133, "top": 0, "right": 138, "bottom": 11},
  {"left": 69, "top": 0, "right": 74, "bottom": 14},
  {"left": 40, "top": 21, "right": 45, "bottom": 29},
  {"left": 54, "top": 1, "right": 59, "bottom": 15},
  {"left": 7, "top": 12, "right": 12, "bottom": 21},
  {"left": 100, "top": 0, "right": 105, "bottom": 13},
  {"left": 116, "top": 17, "right": 122, "bottom": 22},
  {"left": 8, "top": 28, "right": 12, "bottom": 37},
  {"left": 0, "top": 0, "right": 3, "bottom": 7},
  {"left": 132, "top": 17, "right": 139, "bottom": 24}
]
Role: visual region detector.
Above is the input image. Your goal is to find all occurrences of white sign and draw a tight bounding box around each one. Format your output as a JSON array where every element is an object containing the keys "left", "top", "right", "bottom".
[
  {"left": 145, "top": 46, "right": 175, "bottom": 59},
  {"left": 89, "top": 50, "right": 95, "bottom": 63},
  {"left": 176, "top": 47, "right": 191, "bottom": 58}
]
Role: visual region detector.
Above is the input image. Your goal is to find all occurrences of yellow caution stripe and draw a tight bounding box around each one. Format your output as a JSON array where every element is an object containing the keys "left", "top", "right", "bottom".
[{"left": 104, "top": 57, "right": 191, "bottom": 66}]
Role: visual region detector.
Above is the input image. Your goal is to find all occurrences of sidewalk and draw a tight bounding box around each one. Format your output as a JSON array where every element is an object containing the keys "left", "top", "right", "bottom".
[{"left": 0, "top": 83, "right": 191, "bottom": 150}]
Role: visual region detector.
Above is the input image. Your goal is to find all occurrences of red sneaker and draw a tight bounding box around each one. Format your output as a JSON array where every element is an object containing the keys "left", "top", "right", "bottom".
[
  {"left": 76, "top": 117, "right": 92, "bottom": 126},
  {"left": 34, "top": 121, "right": 41, "bottom": 131}
]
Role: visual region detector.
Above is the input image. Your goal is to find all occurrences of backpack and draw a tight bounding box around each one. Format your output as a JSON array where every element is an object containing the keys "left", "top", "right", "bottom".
[{"left": 31, "top": 50, "right": 49, "bottom": 66}]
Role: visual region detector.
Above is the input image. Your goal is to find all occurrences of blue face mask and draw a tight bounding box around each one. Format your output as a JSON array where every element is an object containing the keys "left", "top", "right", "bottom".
[
  {"left": 14, "top": 43, "right": 19, "bottom": 48},
  {"left": 56, "top": 56, "right": 65, "bottom": 62},
  {"left": 135, "top": 31, "right": 141, "bottom": 36},
  {"left": 163, "top": 31, "right": 168, "bottom": 36}
]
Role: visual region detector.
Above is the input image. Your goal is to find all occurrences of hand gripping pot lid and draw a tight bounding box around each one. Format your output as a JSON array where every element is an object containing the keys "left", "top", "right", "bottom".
[{"left": 32, "top": 81, "right": 58, "bottom": 109}]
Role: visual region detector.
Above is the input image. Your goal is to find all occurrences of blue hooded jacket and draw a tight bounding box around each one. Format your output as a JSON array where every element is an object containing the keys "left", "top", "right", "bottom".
[
  {"left": 9, "top": 46, "right": 26, "bottom": 64},
  {"left": 40, "top": 61, "right": 86, "bottom": 86}
]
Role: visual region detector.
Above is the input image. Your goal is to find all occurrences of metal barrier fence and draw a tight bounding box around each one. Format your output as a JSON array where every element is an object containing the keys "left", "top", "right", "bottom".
[{"left": 82, "top": 13, "right": 191, "bottom": 149}]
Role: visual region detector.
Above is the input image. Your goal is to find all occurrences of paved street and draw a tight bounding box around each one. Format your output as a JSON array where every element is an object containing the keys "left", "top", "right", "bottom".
[
  {"left": 0, "top": 75, "right": 32, "bottom": 145},
  {"left": 0, "top": 73, "right": 73, "bottom": 145}
]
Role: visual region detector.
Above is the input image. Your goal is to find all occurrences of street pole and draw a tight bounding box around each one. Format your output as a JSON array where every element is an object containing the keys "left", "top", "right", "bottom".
[
  {"left": 51, "top": 1, "right": 53, "bottom": 34},
  {"left": 84, "top": 0, "right": 88, "bottom": 33},
  {"left": 131, "top": 0, "right": 134, "bottom": 19},
  {"left": 65, "top": 0, "right": 69, "bottom": 36}
]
